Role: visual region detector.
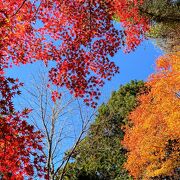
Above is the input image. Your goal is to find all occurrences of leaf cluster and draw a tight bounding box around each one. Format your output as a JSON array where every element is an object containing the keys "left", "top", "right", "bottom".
[
  {"left": 0, "top": 75, "right": 46, "bottom": 179},
  {"left": 123, "top": 53, "right": 180, "bottom": 179}
]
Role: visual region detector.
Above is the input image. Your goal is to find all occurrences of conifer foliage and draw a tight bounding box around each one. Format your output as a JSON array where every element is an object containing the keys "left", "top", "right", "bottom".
[{"left": 58, "top": 81, "right": 146, "bottom": 180}]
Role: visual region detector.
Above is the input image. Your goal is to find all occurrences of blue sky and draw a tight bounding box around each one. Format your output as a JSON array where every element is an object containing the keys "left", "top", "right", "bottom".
[
  {"left": 5, "top": 37, "right": 163, "bottom": 172},
  {"left": 99, "top": 40, "right": 163, "bottom": 104},
  {"left": 5, "top": 39, "right": 162, "bottom": 105},
  {"left": 5, "top": 16, "right": 163, "bottom": 106}
]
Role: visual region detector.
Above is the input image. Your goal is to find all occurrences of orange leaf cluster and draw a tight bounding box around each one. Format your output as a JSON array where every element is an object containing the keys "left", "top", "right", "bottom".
[{"left": 122, "top": 52, "right": 180, "bottom": 179}]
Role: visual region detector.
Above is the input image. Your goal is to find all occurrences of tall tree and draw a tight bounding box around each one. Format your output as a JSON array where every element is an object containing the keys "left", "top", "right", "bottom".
[
  {"left": 58, "top": 80, "right": 147, "bottom": 180},
  {"left": 122, "top": 52, "right": 180, "bottom": 179},
  {"left": 21, "top": 71, "right": 96, "bottom": 179}
]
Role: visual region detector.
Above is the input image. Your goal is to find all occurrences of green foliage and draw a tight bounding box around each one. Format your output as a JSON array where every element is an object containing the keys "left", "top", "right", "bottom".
[
  {"left": 141, "top": 0, "right": 180, "bottom": 52},
  {"left": 149, "top": 21, "right": 180, "bottom": 52},
  {"left": 58, "top": 80, "right": 147, "bottom": 180},
  {"left": 142, "top": 0, "right": 180, "bottom": 20}
]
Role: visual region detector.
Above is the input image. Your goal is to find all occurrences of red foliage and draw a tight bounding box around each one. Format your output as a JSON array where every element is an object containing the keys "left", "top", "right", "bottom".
[
  {"left": 0, "top": 0, "right": 149, "bottom": 107},
  {"left": 0, "top": 76, "right": 46, "bottom": 179},
  {"left": 112, "top": 0, "right": 149, "bottom": 51}
]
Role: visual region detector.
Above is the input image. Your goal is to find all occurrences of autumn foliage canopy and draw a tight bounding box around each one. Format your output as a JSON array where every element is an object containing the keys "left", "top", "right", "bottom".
[
  {"left": 0, "top": 0, "right": 150, "bottom": 178},
  {"left": 0, "top": 0, "right": 149, "bottom": 106},
  {"left": 2, "top": 0, "right": 179, "bottom": 179}
]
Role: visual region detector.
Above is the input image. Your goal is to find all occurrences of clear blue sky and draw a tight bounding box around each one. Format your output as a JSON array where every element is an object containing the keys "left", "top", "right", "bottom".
[
  {"left": 5, "top": 37, "right": 163, "bottom": 172},
  {"left": 5, "top": 39, "right": 162, "bottom": 105},
  {"left": 99, "top": 40, "right": 163, "bottom": 104}
]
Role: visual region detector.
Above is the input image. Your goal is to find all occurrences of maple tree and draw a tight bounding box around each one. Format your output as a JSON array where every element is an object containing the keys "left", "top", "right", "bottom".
[
  {"left": 122, "top": 52, "right": 180, "bottom": 179},
  {"left": 0, "top": 75, "right": 46, "bottom": 179},
  {"left": 0, "top": 0, "right": 149, "bottom": 107}
]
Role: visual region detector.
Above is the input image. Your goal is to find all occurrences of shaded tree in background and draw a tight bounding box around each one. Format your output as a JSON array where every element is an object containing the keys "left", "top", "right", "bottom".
[
  {"left": 122, "top": 52, "right": 180, "bottom": 180},
  {"left": 112, "top": 0, "right": 180, "bottom": 52},
  {"left": 140, "top": 0, "right": 180, "bottom": 52},
  {"left": 0, "top": 75, "right": 46, "bottom": 179},
  {"left": 58, "top": 80, "right": 147, "bottom": 180}
]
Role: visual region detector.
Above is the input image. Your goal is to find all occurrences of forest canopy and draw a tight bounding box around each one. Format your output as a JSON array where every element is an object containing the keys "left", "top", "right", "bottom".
[{"left": 0, "top": 0, "right": 179, "bottom": 179}]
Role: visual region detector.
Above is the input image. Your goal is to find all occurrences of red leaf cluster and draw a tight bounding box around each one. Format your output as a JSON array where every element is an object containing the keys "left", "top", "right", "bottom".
[
  {"left": 0, "top": 0, "right": 149, "bottom": 107},
  {"left": 0, "top": 76, "right": 46, "bottom": 179}
]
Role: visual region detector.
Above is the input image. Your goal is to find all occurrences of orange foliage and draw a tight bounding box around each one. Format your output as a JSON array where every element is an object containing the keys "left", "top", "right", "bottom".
[{"left": 122, "top": 52, "right": 180, "bottom": 179}]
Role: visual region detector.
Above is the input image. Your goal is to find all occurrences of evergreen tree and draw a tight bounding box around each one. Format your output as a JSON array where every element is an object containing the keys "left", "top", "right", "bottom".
[{"left": 58, "top": 80, "right": 147, "bottom": 180}]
